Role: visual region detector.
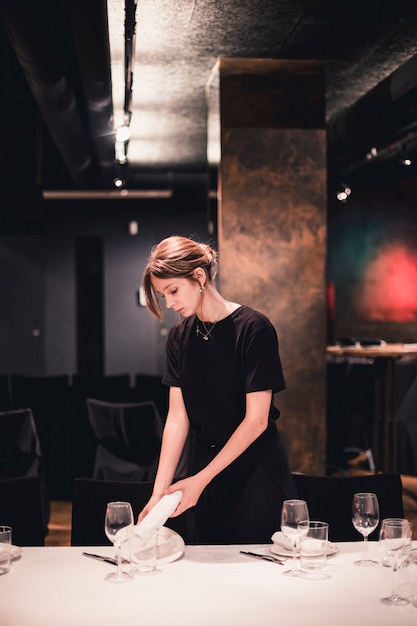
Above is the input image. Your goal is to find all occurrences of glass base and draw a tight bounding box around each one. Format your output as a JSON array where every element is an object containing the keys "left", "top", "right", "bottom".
[
  {"left": 380, "top": 595, "right": 410, "bottom": 606},
  {"left": 282, "top": 568, "right": 302, "bottom": 577},
  {"left": 353, "top": 558, "right": 379, "bottom": 567},
  {"left": 131, "top": 566, "right": 161, "bottom": 576},
  {"left": 105, "top": 570, "right": 134, "bottom": 583},
  {"left": 298, "top": 569, "right": 330, "bottom": 580}
]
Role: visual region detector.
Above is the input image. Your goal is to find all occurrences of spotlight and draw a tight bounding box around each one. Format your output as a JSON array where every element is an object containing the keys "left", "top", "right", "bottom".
[
  {"left": 400, "top": 157, "right": 412, "bottom": 167},
  {"left": 336, "top": 182, "right": 352, "bottom": 203},
  {"left": 366, "top": 147, "right": 378, "bottom": 160},
  {"left": 115, "top": 124, "right": 131, "bottom": 142}
]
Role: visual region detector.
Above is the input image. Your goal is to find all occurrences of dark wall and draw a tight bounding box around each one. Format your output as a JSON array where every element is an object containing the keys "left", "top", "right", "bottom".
[{"left": 0, "top": 198, "right": 210, "bottom": 379}]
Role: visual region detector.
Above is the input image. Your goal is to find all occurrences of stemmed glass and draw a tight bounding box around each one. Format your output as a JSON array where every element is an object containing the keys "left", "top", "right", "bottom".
[
  {"left": 104, "top": 501, "right": 134, "bottom": 583},
  {"left": 351, "top": 492, "right": 379, "bottom": 566},
  {"left": 379, "top": 518, "right": 412, "bottom": 606},
  {"left": 281, "top": 499, "right": 310, "bottom": 577}
]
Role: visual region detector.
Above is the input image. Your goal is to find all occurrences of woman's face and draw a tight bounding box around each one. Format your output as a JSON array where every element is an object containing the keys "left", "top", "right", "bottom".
[{"left": 151, "top": 275, "right": 201, "bottom": 317}]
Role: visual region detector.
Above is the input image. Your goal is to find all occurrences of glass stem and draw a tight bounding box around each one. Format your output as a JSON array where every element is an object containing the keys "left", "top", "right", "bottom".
[
  {"left": 292, "top": 540, "right": 298, "bottom": 568},
  {"left": 116, "top": 543, "right": 122, "bottom": 577},
  {"left": 363, "top": 534, "right": 368, "bottom": 560},
  {"left": 391, "top": 564, "right": 399, "bottom": 600}
]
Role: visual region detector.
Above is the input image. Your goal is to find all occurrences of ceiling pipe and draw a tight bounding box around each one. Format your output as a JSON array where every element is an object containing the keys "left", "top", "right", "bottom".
[
  {"left": 67, "top": 0, "right": 116, "bottom": 188},
  {"left": 327, "top": 52, "right": 417, "bottom": 177},
  {"left": 0, "top": 0, "right": 105, "bottom": 189}
]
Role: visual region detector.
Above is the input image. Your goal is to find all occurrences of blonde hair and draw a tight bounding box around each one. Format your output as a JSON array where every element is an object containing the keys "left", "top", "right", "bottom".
[{"left": 142, "top": 236, "right": 218, "bottom": 319}]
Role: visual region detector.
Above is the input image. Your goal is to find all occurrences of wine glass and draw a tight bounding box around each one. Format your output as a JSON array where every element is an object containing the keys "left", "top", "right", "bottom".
[
  {"left": 281, "top": 499, "right": 309, "bottom": 576},
  {"left": 351, "top": 492, "right": 379, "bottom": 566},
  {"left": 104, "top": 501, "right": 134, "bottom": 583},
  {"left": 380, "top": 518, "right": 412, "bottom": 606}
]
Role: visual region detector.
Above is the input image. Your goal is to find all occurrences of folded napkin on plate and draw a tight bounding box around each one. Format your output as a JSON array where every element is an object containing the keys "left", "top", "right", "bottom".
[
  {"left": 134, "top": 490, "right": 183, "bottom": 540},
  {"left": 270, "top": 531, "right": 294, "bottom": 550},
  {"left": 271, "top": 530, "right": 336, "bottom": 554}
]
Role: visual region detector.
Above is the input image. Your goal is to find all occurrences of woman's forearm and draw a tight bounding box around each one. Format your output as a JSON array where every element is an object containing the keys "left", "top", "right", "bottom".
[{"left": 152, "top": 417, "right": 190, "bottom": 497}]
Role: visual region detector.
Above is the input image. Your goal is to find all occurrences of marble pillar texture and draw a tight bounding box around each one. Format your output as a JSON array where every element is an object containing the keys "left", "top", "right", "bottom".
[{"left": 217, "top": 59, "right": 327, "bottom": 474}]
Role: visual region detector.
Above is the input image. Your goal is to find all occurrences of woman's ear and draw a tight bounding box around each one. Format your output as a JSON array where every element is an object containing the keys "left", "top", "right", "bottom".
[{"left": 193, "top": 267, "right": 206, "bottom": 287}]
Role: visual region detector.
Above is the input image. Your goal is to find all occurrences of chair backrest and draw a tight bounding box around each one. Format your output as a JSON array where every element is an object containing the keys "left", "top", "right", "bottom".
[
  {"left": 87, "top": 398, "right": 163, "bottom": 462},
  {"left": 133, "top": 374, "right": 168, "bottom": 419},
  {"left": 0, "top": 408, "right": 50, "bottom": 530},
  {"left": 72, "top": 374, "right": 131, "bottom": 402},
  {"left": 0, "top": 407, "right": 43, "bottom": 462},
  {"left": 0, "top": 476, "right": 46, "bottom": 546},
  {"left": 71, "top": 478, "right": 196, "bottom": 546},
  {"left": 9, "top": 374, "right": 72, "bottom": 500},
  {"left": 86, "top": 398, "right": 163, "bottom": 481},
  {"left": 292, "top": 472, "right": 404, "bottom": 541}
]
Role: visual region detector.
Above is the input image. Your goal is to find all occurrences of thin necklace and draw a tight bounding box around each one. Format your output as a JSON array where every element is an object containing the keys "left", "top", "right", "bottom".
[{"left": 196, "top": 302, "right": 226, "bottom": 341}]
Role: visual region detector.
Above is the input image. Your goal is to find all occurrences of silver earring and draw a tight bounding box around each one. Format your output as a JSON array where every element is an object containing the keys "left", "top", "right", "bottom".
[{"left": 199, "top": 285, "right": 205, "bottom": 293}]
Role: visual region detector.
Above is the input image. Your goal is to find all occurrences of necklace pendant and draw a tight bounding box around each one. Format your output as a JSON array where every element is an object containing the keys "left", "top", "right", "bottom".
[{"left": 203, "top": 334, "right": 209, "bottom": 341}]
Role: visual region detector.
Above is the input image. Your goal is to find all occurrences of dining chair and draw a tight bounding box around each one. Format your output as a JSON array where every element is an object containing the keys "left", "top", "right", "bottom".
[
  {"left": 0, "top": 476, "right": 46, "bottom": 546},
  {"left": 9, "top": 374, "right": 73, "bottom": 500},
  {"left": 70, "top": 478, "right": 197, "bottom": 546},
  {"left": 0, "top": 407, "right": 50, "bottom": 532},
  {"left": 396, "top": 371, "right": 417, "bottom": 476},
  {"left": 292, "top": 471, "right": 404, "bottom": 542},
  {"left": 133, "top": 374, "right": 168, "bottom": 421},
  {"left": 86, "top": 398, "right": 164, "bottom": 482},
  {"left": 70, "top": 374, "right": 132, "bottom": 484},
  {"left": 326, "top": 358, "right": 375, "bottom": 474}
]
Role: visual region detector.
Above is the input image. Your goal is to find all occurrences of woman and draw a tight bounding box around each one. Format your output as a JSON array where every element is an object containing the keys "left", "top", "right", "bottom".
[{"left": 139, "top": 235, "right": 297, "bottom": 543}]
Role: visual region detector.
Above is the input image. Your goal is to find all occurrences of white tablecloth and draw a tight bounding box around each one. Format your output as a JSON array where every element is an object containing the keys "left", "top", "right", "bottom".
[{"left": 1, "top": 541, "right": 416, "bottom": 625}]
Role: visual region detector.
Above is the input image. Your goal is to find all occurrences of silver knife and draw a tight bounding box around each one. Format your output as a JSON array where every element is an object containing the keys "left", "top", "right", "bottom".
[
  {"left": 239, "top": 550, "right": 285, "bottom": 565},
  {"left": 83, "top": 552, "right": 118, "bottom": 565}
]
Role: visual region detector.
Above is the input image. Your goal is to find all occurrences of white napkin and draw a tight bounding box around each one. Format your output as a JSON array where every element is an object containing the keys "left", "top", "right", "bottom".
[
  {"left": 271, "top": 530, "right": 336, "bottom": 554},
  {"left": 134, "top": 491, "right": 183, "bottom": 540},
  {"left": 270, "top": 531, "right": 295, "bottom": 550}
]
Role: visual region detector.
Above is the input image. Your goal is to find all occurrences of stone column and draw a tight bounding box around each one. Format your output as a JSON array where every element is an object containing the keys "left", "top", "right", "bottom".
[{"left": 215, "top": 58, "right": 327, "bottom": 474}]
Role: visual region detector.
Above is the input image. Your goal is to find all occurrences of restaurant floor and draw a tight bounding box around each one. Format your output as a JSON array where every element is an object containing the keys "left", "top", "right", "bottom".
[{"left": 45, "top": 471, "right": 417, "bottom": 547}]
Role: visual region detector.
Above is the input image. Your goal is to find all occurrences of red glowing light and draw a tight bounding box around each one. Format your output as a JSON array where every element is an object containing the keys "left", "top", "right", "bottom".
[{"left": 356, "top": 245, "right": 417, "bottom": 321}]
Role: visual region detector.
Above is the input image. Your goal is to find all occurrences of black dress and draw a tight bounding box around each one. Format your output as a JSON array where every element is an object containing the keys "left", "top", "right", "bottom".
[{"left": 163, "top": 305, "right": 297, "bottom": 543}]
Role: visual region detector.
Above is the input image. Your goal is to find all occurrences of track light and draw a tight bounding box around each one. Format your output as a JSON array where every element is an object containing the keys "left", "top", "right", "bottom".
[
  {"left": 400, "top": 156, "right": 412, "bottom": 167},
  {"left": 336, "top": 182, "right": 352, "bottom": 203},
  {"left": 115, "top": 124, "right": 131, "bottom": 143}
]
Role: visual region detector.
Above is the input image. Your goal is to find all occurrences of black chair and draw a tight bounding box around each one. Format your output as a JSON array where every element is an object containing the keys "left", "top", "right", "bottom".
[
  {"left": 326, "top": 358, "right": 375, "bottom": 473},
  {"left": 292, "top": 471, "right": 404, "bottom": 542},
  {"left": 133, "top": 374, "right": 168, "bottom": 420},
  {"left": 396, "top": 371, "right": 417, "bottom": 476},
  {"left": 0, "top": 408, "right": 50, "bottom": 533},
  {"left": 9, "top": 374, "right": 72, "bottom": 499},
  {"left": 86, "top": 398, "right": 163, "bottom": 482},
  {"left": 71, "top": 478, "right": 196, "bottom": 546},
  {"left": 0, "top": 476, "right": 46, "bottom": 546},
  {"left": 69, "top": 374, "right": 132, "bottom": 484}
]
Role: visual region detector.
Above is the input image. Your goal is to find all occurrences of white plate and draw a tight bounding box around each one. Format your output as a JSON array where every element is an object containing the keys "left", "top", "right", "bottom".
[
  {"left": 11, "top": 545, "right": 22, "bottom": 561},
  {"left": 121, "top": 526, "right": 184, "bottom": 565},
  {"left": 270, "top": 532, "right": 338, "bottom": 558},
  {"left": 269, "top": 543, "right": 338, "bottom": 559}
]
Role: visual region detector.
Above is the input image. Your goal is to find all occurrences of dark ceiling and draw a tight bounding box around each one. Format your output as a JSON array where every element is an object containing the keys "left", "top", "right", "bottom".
[{"left": 1, "top": 0, "right": 417, "bottom": 200}]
